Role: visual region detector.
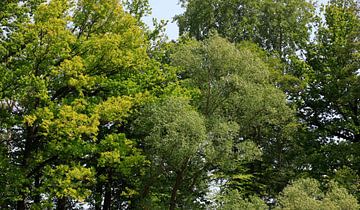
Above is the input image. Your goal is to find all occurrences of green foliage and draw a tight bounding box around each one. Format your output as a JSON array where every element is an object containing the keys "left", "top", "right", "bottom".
[
  {"left": 0, "top": 0, "right": 160, "bottom": 208},
  {"left": 333, "top": 167, "right": 360, "bottom": 200},
  {"left": 171, "top": 34, "right": 297, "bottom": 197},
  {"left": 42, "top": 164, "right": 95, "bottom": 201},
  {"left": 122, "top": 0, "right": 151, "bottom": 21},
  {"left": 133, "top": 96, "right": 209, "bottom": 209},
  {"left": 217, "top": 190, "right": 267, "bottom": 210},
  {"left": 140, "top": 97, "right": 207, "bottom": 166},
  {"left": 276, "top": 178, "right": 359, "bottom": 210},
  {"left": 303, "top": 0, "right": 360, "bottom": 143},
  {"left": 297, "top": 0, "right": 360, "bottom": 196},
  {"left": 177, "top": 0, "right": 314, "bottom": 57},
  {"left": 0, "top": 0, "right": 358, "bottom": 209}
]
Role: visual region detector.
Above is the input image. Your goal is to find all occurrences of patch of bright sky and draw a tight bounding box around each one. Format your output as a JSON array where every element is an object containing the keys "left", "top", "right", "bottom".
[
  {"left": 145, "top": 0, "right": 329, "bottom": 41},
  {"left": 143, "top": 0, "right": 183, "bottom": 40}
]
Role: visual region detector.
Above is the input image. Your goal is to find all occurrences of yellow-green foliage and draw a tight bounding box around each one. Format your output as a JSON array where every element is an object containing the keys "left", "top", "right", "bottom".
[
  {"left": 276, "top": 178, "right": 359, "bottom": 210},
  {"left": 0, "top": 0, "right": 157, "bottom": 207},
  {"left": 42, "top": 164, "right": 95, "bottom": 201}
]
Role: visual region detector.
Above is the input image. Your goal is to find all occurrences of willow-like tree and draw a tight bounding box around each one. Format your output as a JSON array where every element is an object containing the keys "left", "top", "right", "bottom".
[
  {"left": 132, "top": 96, "right": 209, "bottom": 209},
  {"left": 171, "top": 34, "right": 297, "bottom": 199}
]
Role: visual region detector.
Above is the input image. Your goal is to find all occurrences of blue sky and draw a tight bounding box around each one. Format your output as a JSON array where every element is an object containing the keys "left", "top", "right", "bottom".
[{"left": 146, "top": 0, "right": 329, "bottom": 40}]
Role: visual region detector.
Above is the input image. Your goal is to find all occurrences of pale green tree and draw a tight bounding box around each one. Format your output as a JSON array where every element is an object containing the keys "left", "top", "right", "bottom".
[
  {"left": 133, "top": 96, "right": 209, "bottom": 209},
  {"left": 276, "top": 178, "right": 359, "bottom": 210},
  {"left": 171, "top": 34, "right": 297, "bottom": 198}
]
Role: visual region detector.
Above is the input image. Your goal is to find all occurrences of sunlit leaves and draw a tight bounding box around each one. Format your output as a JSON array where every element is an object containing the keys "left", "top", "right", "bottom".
[
  {"left": 275, "top": 178, "right": 359, "bottom": 210},
  {"left": 0, "top": 0, "right": 154, "bottom": 208},
  {"left": 42, "top": 165, "right": 95, "bottom": 201}
]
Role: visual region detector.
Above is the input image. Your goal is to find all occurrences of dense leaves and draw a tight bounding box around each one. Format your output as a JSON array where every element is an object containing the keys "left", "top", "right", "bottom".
[
  {"left": 171, "top": 35, "right": 299, "bottom": 197},
  {"left": 177, "top": 0, "right": 314, "bottom": 57},
  {"left": 0, "top": 0, "right": 155, "bottom": 208},
  {"left": 0, "top": 0, "right": 359, "bottom": 209},
  {"left": 297, "top": 0, "right": 360, "bottom": 199},
  {"left": 276, "top": 178, "right": 359, "bottom": 209}
]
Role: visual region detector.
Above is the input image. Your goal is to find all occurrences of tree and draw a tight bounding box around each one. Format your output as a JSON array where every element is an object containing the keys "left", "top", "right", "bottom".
[
  {"left": 303, "top": 0, "right": 359, "bottom": 144},
  {"left": 1, "top": 0, "right": 358, "bottom": 208},
  {"left": 122, "top": 0, "right": 151, "bottom": 22},
  {"left": 275, "top": 178, "right": 359, "bottom": 209},
  {"left": 216, "top": 189, "right": 268, "bottom": 210},
  {"left": 0, "top": 0, "right": 164, "bottom": 208},
  {"left": 214, "top": 177, "right": 359, "bottom": 209},
  {"left": 132, "top": 96, "right": 209, "bottom": 209},
  {"left": 176, "top": 0, "right": 314, "bottom": 57},
  {"left": 171, "top": 34, "right": 297, "bottom": 198},
  {"left": 297, "top": 0, "right": 360, "bottom": 189}
]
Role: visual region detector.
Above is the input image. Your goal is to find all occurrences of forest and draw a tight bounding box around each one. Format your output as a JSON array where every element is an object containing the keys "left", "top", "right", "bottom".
[{"left": 0, "top": 0, "right": 359, "bottom": 209}]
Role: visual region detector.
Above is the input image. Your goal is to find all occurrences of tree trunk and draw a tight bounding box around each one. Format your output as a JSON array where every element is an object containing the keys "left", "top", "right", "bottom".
[
  {"left": 34, "top": 175, "right": 41, "bottom": 205},
  {"left": 16, "top": 199, "right": 25, "bottom": 210},
  {"left": 169, "top": 171, "right": 183, "bottom": 210},
  {"left": 95, "top": 182, "right": 103, "bottom": 210},
  {"left": 56, "top": 197, "right": 66, "bottom": 210},
  {"left": 169, "top": 158, "right": 190, "bottom": 210},
  {"left": 103, "top": 170, "right": 113, "bottom": 210},
  {"left": 103, "top": 185, "right": 111, "bottom": 210}
]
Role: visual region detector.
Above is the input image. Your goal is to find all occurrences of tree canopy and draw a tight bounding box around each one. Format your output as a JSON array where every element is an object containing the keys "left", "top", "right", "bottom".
[{"left": 0, "top": 0, "right": 359, "bottom": 209}]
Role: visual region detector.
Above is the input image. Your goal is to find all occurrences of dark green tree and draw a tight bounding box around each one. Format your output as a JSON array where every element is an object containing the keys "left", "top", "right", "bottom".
[
  {"left": 176, "top": 0, "right": 314, "bottom": 57},
  {"left": 297, "top": 0, "right": 360, "bottom": 193}
]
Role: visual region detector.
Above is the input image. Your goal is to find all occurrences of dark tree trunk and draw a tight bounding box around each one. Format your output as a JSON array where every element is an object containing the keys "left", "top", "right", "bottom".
[
  {"left": 103, "top": 170, "right": 113, "bottom": 210},
  {"left": 16, "top": 199, "right": 25, "bottom": 210},
  {"left": 95, "top": 182, "right": 103, "bottom": 210},
  {"left": 169, "top": 171, "right": 183, "bottom": 210},
  {"left": 169, "top": 158, "right": 190, "bottom": 210},
  {"left": 34, "top": 175, "right": 41, "bottom": 204},
  {"left": 56, "top": 197, "right": 66, "bottom": 210}
]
